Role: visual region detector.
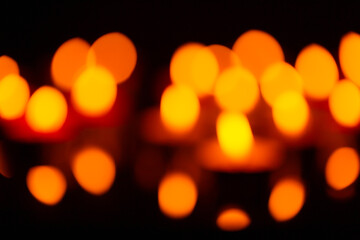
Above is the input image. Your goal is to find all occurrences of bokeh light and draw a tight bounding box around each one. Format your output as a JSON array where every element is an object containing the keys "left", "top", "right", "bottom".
[
  {"left": 325, "top": 147, "right": 360, "bottom": 190},
  {"left": 329, "top": 79, "right": 360, "bottom": 127},
  {"left": 232, "top": 29, "right": 284, "bottom": 80},
  {"left": 51, "top": 38, "right": 91, "bottom": 91},
  {"left": 170, "top": 43, "right": 219, "bottom": 96},
  {"left": 72, "top": 146, "right": 116, "bottom": 195},
  {"left": 272, "top": 91, "right": 309, "bottom": 138},
  {"left": 0, "top": 55, "right": 19, "bottom": 80},
  {"left": 208, "top": 44, "right": 241, "bottom": 73},
  {"left": 25, "top": 86, "right": 68, "bottom": 133},
  {"left": 339, "top": 32, "right": 360, "bottom": 86},
  {"left": 0, "top": 74, "right": 30, "bottom": 120},
  {"left": 214, "top": 66, "right": 259, "bottom": 113},
  {"left": 71, "top": 66, "right": 117, "bottom": 117},
  {"left": 260, "top": 61, "right": 303, "bottom": 107},
  {"left": 216, "top": 207, "right": 251, "bottom": 231},
  {"left": 268, "top": 178, "right": 305, "bottom": 222},
  {"left": 216, "top": 111, "right": 254, "bottom": 160},
  {"left": 89, "top": 32, "right": 137, "bottom": 84},
  {"left": 26, "top": 165, "right": 67, "bottom": 206},
  {"left": 158, "top": 172, "right": 198, "bottom": 219},
  {"left": 160, "top": 84, "right": 200, "bottom": 134},
  {"left": 295, "top": 44, "right": 338, "bottom": 100}
]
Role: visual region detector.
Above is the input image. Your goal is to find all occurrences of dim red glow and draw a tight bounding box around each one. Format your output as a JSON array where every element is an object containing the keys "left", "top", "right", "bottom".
[
  {"left": 339, "top": 32, "right": 360, "bottom": 86},
  {"left": 216, "top": 111, "right": 254, "bottom": 160},
  {"left": 268, "top": 178, "right": 305, "bottom": 222},
  {"left": 26, "top": 165, "right": 67, "bottom": 205},
  {"left": 0, "top": 55, "right": 19, "bottom": 80},
  {"left": 71, "top": 66, "right": 117, "bottom": 117},
  {"left": 51, "top": 38, "right": 91, "bottom": 91},
  {"left": 260, "top": 62, "right": 303, "bottom": 107},
  {"left": 214, "top": 67, "right": 259, "bottom": 113},
  {"left": 170, "top": 43, "right": 219, "bottom": 96},
  {"left": 216, "top": 208, "right": 251, "bottom": 231},
  {"left": 160, "top": 84, "right": 200, "bottom": 134},
  {"left": 329, "top": 79, "right": 360, "bottom": 127},
  {"left": 25, "top": 86, "right": 68, "bottom": 133},
  {"left": 272, "top": 91, "right": 309, "bottom": 138},
  {"left": 158, "top": 172, "right": 198, "bottom": 219},
  {"left": 72, "top": 146, "right": 116, "bottom": 195},
  {"left": 232, "top": 29, "right": 284, "bottom": 80},
  {"left": 325, "top": 147, "right": 360, "bottom": 190},
  {"left": 295, "top": 44, "right": 338, "bottom": 100},
  {"left": 0, "top": 74, "right": 30, "bottom": 120},
  {"left": 89, "top": 32, "right": 137, "bottom": 83}
]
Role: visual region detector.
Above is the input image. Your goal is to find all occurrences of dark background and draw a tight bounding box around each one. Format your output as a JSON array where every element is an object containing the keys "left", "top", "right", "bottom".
[{"left": 0, "top": 0, "right": 359, "bottom": 236}]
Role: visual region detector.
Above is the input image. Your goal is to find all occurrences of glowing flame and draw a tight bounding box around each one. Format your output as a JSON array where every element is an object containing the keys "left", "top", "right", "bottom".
[
  {"left": 158, "top": 172, "right": 198, "bottom": 219},
  {"left": 216, "top": 208, "right": 251, "bottom": 231},
  {"left": 26, "top": 165, "right": 67, "bottom": 205},
  {"left": 268, "top": 178, "right": 305, "bottom": 222},
  {"left": 0, "top": 55, "right": 19, "bottom": 80},
  {"left": 208, "top": 44, "right": 241, "bottom": 73},
  {"left": 25, "top": 86, "right": 68, "bottom": 133},
  {"left": 339, "top": 32, "right": 360, "bottom": 86},
  {"left": 325, "top": 147, "right": 360, "bottom": 190},
  {"left": 71, "top": 146, "right": 116, "bottom": 195}
]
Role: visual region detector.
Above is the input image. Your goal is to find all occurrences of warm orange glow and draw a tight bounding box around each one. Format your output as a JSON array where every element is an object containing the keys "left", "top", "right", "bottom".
[
  {"left": 160, "top": 84, "right": 200, "bottom": 134},
  {"left": 232, "top": 30, "right": 284, "bottom": 80},
  {"left": 339, "top": 32, "right": 360, "bottom": 86},
  {"left": 216, "top": 111, "right": 254, "bottom": 160},
  {"left": 329, "top": 79, "right": 360, "bottom": 127},
  {"left": 158, "top": 172, "right": 198, "bottom": 219},
  {"left": 216, "top": 208, "right": 251, "bottom": 231},
  {"left": 295, "top": 44, "right": 338, "bottom": 100},
  {"left": 51, "top": 38, "right": 91, "bottom": 91},
  {"left": 25, "top": 86, "right": 68, "bottom": 133},
  {"left": 26, "top": 166, "right": 67, "bottom": 205},
  {"left": 170, "top": 43, "right": 219, "bottom": 96},
  {"left": 71, "top": 66, "right": 117, "bottom": 117},
  {"left": 0, "top": 74, "right": 30, "bottom": 120},
  {"left": 260, "top": 62, "right": 303, "bottom": 107},
  {"left": 268, "top": 178, "right": 305, "bottom": 222},
  {"left": 89, "top": 32, "right": 137, "bottom": 84},
  {"left": 72, "top": 146, "right": 116, "bottom": 195},
  {"left": 325, "top": 147, "right": 360, "bottom": 190},
  {"left": 214, "top": 67, "right": 259, "bottom": 113},
  {"left": 0, "top": 55, "right": 19, "bottom": 80},
  {"left": 272, "top": 91, "right": 309, "bottom": 138},
  {"left": 208, "top": 44, "right": 241, "bottom": 73}
]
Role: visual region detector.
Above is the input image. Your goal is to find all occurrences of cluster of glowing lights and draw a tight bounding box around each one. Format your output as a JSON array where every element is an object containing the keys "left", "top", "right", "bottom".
[{"left": 3, "top": 28, "right": 360, "bottom": 232}]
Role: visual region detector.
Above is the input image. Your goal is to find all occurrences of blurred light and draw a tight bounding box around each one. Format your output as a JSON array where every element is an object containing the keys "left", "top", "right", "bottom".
[
  {"left": 216, "top": 208, "right": 251, "bottom": 231},
  {"left": 170, "top": 43, "right": 219, "bottom": 96},
  {"left": 214, "top": 67, "right": 259, "bottom": 113},
  {"left": 51, "top": 38, "right": 91, "bottom": 91},
  {"left": 232, "top": 29, "right": 284, "bottom": 80},
  {"left": 268, "top": 178, "right": 305, "bottom": 222},
  {"left": 89, "top": 32, "right": 137, "bottom": 84},
  {"left": 160, "top": 84, "right": 200, "bottom": 134},
  {"left": 260, "top": 62, "right": 303, "bottom": 107},
  {"left": 329, "top": 79, "right": 360, "bottom": 127},
  {"left": 26, "top": 165, "right": 67, "bottom": 205},
  {"left": 325, "top": 147, "right": 360, "bottom": 190},
  {"left": 208, "top": 44, "right": 241, "bottom": 73},
  {"left": 295, "top": 44, "right": 338, "bottom": 100},
  {"left": 0, "top": 55, "right": 19, "bottom": 80},
  {"left": 0, "top": 74, "right": 29, "bottom": 120},
  {"left": 339, "top": 32, "right": 360, "bottom": 86},
  {"left": 71, "top": 146, "right": 116, "bottom": 195},
  {"left": 216, "top": 111, "right": 254, "bottom": 160},
  {"left": 272, "top": 91, "right": 309, "bottom": 138},
  {"left": 158, "top": 172, "right": 197, "bottom": 219},
  {"left": 71, "top": 66, "right": 117, "bottom": 117},
  {"left": 25, "top": 86, "right": 68, "bottom": 133}
]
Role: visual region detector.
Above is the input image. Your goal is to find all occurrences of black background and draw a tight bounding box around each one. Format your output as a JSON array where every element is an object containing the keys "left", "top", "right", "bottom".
[{"left": 0, "top": 0, "right": 360, "bottom": 237}]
